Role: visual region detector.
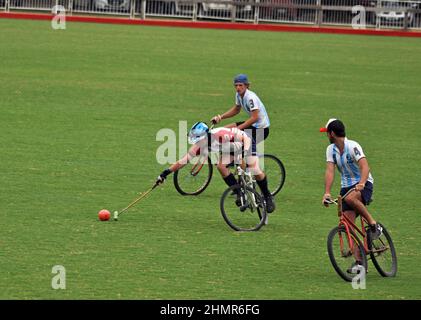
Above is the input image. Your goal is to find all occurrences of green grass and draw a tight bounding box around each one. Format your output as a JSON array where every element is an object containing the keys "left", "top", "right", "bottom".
[{"left": 0, "top": 19, "right": 421, "bottom": 299}]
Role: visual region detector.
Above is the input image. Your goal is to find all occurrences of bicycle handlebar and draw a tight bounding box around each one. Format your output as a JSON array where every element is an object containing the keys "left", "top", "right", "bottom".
[
  {"left": 324, "top": 187, "right": 356, "bottom": 206},
  {"left": 323, "top": 198, "right": 338, "bottom": 205}
]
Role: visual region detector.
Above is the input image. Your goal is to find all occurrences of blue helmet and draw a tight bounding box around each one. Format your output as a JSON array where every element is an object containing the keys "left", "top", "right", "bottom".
[
  {"left": 188, "top": 122, "right": 209, "bottom": 144},
  {"left": 233, "top": 74, "right": 249, "bottom": 85}
]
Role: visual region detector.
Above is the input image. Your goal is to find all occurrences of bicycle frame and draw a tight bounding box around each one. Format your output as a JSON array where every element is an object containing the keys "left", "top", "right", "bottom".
[
  {"left": 236, "top": 165, "right": 258, "bottom": 209},
  {"left": 237, "top": 165, "right": 255, "bottom": 186},
  {"left": 336, "top": 194, "right": 370, "bottom": 255}
]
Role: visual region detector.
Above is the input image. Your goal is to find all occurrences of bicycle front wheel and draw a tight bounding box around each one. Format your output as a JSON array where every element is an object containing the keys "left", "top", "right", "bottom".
[
  {"left": 369, "top": 223, "right": 398, "bottom": 277},
  {"left": 258, "top": 154, "right": 286, "bottom": 196},
  {"left": 220, "top": 185, "right": 267, "bottom": 232},
  {"left": 173, "top": 156, "right": 213, "bottom": 196},
  {"left": 327, "top": 226, "right": 368, "bottom": 282}
]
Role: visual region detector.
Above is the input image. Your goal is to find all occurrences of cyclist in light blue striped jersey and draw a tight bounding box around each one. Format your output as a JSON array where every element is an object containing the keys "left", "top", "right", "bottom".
[
  {"left": 320, "top": 118, "right": 382, "bottom": 244},
  {"left": 211, "top": 74, "right": 270, "bottom": 156}
]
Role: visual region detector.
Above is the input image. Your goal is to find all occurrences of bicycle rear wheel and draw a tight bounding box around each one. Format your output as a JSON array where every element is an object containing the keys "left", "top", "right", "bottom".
[
  {"left": 220, "top": 185, "right": 267, "bottom": 232},
  {"left": 369, "top": 223, "right": 398, "bottom": 277},
  {"left": 258, "top": 154, "right": 286, "bottom": 196},
  {"left": 173, "top": 156, "right": 213, "bottom": 196},
  {"left": 327, "top": 226, "right": 368, "bottom": 282}
]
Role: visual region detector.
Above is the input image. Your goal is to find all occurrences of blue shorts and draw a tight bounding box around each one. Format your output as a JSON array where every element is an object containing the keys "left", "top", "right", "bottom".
[{"left": 340, "top": 181, "right": 373, "bottom": 212}]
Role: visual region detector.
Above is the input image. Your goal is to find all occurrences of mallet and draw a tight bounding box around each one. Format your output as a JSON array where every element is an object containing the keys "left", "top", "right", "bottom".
[{"left": 113, "top": 182, "right": 159, "bottom": 221}]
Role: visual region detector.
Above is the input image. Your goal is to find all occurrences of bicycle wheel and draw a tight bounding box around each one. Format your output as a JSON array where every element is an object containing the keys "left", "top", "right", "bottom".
[
  {"left": 173, "top": 156, "right": 213, "bottom": 196},
  {"left": 327, "top": 226, "right": 368, "bottom": 282},
  {"left": 258, "top": 154, "right": 286, "bottom": 196},
  {"left": 220, "top": 184, "right": 267, "bottom": 232},
  {"left": 368, "top": 223, "right": 398, "bottom": 277}
]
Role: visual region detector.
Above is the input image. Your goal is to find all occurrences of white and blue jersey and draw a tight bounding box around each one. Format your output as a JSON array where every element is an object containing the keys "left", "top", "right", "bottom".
[
  {"left": 326, "top": 138, "right": 374, "bottom": 188},
  {"left": 235, "top": 89, "right": 270, "bottom": 129}
]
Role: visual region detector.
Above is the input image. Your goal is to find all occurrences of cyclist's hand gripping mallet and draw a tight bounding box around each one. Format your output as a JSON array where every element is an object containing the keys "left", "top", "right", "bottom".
[{"left": 113, "top": 182, "right": 159, "bottom": 221}]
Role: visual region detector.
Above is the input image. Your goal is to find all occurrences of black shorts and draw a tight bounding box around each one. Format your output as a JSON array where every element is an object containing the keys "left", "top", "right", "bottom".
[
  {"left": 236, "top": 122, "right": 269, "bottom": 155},
  {"left": 340, "top": 181, "right": 373, "bottom": 212}
]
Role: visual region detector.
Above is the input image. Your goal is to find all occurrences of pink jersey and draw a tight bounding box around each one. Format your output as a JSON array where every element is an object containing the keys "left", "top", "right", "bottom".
[{"left": 190, "top": 127, "right": 247, "bottom": 156}]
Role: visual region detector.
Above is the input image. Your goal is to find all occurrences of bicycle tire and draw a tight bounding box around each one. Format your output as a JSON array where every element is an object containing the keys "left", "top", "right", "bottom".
[
  {"left": 258, "top": 154, "right": 286, "bottom": 196},
  {"left": 327, "top": 226, "right": 368, "bottom": 282},
  {"left": 173, "top": 156, "right": 213, "bottom": 196},
  {"left": 220, "top": 184, "right": 267, "bottom": 232},
  {"left": 369, "top": 223, "right": 398, "bottom": 277}
]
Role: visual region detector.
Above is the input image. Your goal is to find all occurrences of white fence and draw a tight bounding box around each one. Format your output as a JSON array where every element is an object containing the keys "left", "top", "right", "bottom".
[{"left": 2, "top": 0, "right": 421, "bottom": 30}]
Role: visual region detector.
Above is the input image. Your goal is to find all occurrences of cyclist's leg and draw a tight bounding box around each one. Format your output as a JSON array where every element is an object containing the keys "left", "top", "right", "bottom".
[
  {"left": 344, "top": 185, "right": 376, "bottom": 226},
  {"left": 343, "top": 209, "right": 363, "bottom": 265},
  {"left": 247, "top": 155, "right": 275, "bottom": 212},
  {"left": 217, "top": 153, "right": 237, "bottom": 187},
  {"left": 246, "top": 155, "right": 264, "bottom": 178},
  {"left": 218, "top": 154, "right": 242, "bottom": 206}
]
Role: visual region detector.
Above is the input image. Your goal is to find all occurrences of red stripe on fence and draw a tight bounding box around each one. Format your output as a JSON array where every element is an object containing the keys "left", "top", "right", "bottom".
[{"left": 1, "top": 12, "right": 421, "bottom": 38}]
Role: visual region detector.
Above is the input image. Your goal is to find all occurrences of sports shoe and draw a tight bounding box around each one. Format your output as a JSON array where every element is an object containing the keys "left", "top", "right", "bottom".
[
  {"left": 370, "top": 223, "right": 383, "bottom": 241},
  {"left": 346, "top": 261, "right": 364, "bottom": 274},
  {"left": 264, "top": 196, "right": 275, "bottom": 214}
]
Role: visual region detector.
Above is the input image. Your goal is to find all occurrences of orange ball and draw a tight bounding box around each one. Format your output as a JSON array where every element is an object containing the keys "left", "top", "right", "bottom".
[{"left": 98, "top": 209, "right": 110, "bottom": 221}]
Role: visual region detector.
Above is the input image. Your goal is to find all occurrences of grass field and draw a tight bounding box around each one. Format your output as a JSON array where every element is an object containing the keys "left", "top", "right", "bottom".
[{"left": 0, "top": 18, "right": 421, "bottom": 300}]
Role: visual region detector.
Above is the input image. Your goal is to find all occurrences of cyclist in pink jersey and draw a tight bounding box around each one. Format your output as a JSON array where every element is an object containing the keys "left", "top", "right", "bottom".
[{"left": 156, "top": 122, "right": 275, "bottom": 213}]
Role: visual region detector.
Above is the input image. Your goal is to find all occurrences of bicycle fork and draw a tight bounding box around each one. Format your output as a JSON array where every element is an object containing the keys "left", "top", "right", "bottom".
[{"left": 237, "top": 172, "right": 258, "bottom": 212}]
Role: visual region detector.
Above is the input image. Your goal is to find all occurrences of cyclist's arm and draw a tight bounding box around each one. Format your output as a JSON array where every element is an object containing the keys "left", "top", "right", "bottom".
[
  {"left": 323, "top": 162, "right": 335, "bottom": 205},
  {"left": 237, "top": 109, "right": 259, "bottom": 131},
  {"left": 221, "top": 105, "right": 241, "bottom": 121},
  {"left": 356, "top": 157, "right": 370, "bottom": 189},
  {"left": 171, "top": 144, "right": 202, "bottom": 172},
  {"left": 157, "top": 144, "right": 203, "bottom": 184}
]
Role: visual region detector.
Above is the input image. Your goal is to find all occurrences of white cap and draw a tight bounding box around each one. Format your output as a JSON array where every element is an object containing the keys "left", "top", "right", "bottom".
[{"left": 319, "top": 118, "right": 337, "bottom": 132}]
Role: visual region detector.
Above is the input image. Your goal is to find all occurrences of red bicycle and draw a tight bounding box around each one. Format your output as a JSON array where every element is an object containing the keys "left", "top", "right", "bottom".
[{"left": 325, "top": 188, "right": 398, "bottom": 282}]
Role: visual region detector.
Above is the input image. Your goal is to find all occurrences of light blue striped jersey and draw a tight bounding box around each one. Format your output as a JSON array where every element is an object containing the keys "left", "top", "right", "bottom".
[
  {"left": 235, "top": 89, "right": 270, "bottom": 129},
  {"left": 326, "top": 138, "right": 374, "bottom": 188}
]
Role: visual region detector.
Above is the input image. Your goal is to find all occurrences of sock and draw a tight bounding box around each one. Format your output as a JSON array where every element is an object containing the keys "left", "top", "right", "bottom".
[
  {"left": 256, "top": 176, "right": 271, "bottom": 198},
  {"left": 223, "top": 173, "right": 237, "bottom": 187}
]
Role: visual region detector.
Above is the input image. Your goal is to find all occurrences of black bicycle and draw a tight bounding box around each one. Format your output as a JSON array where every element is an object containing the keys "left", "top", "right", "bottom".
[
  {"left": 173, "top": 153, "right": 285, "bottom": 197},
  {"left": 220, "top": 164, "right": 267, "bottom": 231}
]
